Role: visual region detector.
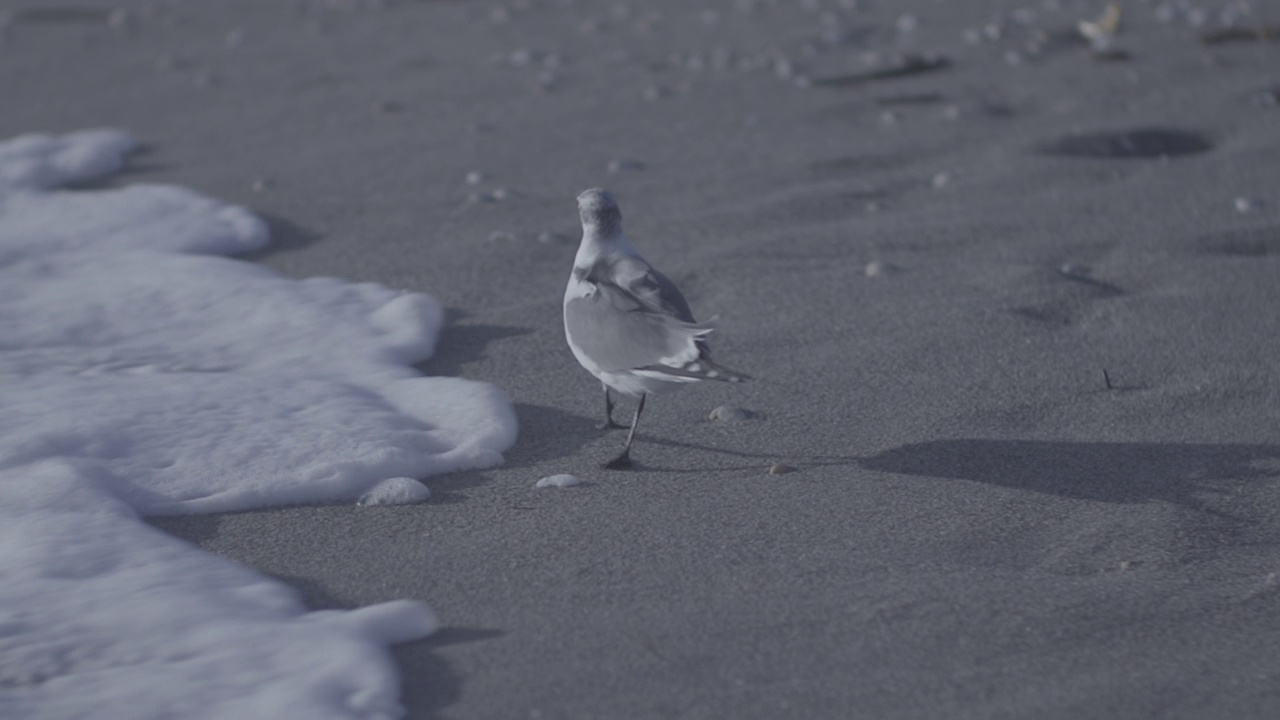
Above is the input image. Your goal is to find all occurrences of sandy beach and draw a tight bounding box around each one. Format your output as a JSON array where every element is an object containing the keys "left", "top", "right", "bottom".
[{"left": 4, "top": 0, "right": 1279, "bottom": 717}]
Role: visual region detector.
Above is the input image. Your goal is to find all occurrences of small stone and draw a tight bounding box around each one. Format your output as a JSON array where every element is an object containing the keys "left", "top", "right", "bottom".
[
  {"left": 606, "top": 159, "right": 644, "bottom": 174},
  {"left": 709, "top": 405, "right": 749, "bottom": 422},
  {"left": 1251, "top": 88, "right": 1280, "bottom": 108},
  {"left": 931, "top": 171, "right": 951, "bottom": 188},
  {"left": 864, "top": 260, "right": 897, "bottom": 277},
  {"left": 535, "top": 71, "right": 558, "bottom": 91},
  {"left": 537, "top": 231, "right": 572, "bottom": 244},
  {"left": 107, "top": 8, "right": 132, "bottom": 30},
  {"left": 1011, "top": 8, "right": 1037, "bottom": 24},
  {"left": 489, "top": 187, "right": 509, "bottom": 201},
  {"left": 536, "top": 474, "right": 583, "bottom": 488},
  {"left": 358, "top": 477, "right": 431, "bottom": 505},
  {"left": 768, "top": 463, "right": 797, "bottom": 475},
  {"left": 1235, "top": 197, "right": 1261, "bottom": 213}
]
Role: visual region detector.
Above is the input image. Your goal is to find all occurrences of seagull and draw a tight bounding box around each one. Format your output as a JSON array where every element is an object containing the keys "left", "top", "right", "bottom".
[{"left": 563, "top": 188, "right": 749, "bottom": 469}]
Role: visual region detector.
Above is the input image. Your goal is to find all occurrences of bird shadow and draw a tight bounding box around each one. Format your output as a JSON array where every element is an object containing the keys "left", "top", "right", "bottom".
[
  {"left": 414, "top": 309, "right": 532, "bottom": 378},
  {"left": 861, "top": 439, "right": 1280, "bottom": 521},
  {"left": 504, "top": 403, "right": 601, "bottom": 467},
  {"left": 634, "top": 436, "right": 863, "bottom": 474}
]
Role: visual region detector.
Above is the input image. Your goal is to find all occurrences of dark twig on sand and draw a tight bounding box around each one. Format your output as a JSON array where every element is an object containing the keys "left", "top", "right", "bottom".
[
  {"left": 1103, "top": 368, "right": 1113, "bottom": 391},
  {"left": 812, "top": 54, "right": 950, "bottom": 88},
  {"left": 1200, "top": 26, "right": 1280, "bottom": 46}
]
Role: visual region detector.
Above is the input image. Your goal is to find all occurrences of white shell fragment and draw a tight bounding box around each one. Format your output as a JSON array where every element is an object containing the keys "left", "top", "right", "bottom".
[
  {"left": 358, "top": 477, "right": 432, "bottom": 506},
  {"left": 1234, "top": 197, "right": 1261, "bottom": 213},
  {"left": 536, "top": 474, "right": 583, "bottom": 488},
  {"left": 709, "top": 405, "right": 749, "bottom": 422}
]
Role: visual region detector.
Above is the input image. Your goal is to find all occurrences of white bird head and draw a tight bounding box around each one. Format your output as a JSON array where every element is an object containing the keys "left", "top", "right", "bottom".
[{"left": 577, "top": 188, "right": 623, "bottom": 237}]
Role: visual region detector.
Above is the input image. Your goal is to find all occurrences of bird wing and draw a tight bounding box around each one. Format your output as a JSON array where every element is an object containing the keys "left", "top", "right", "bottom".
[{"left": 564, "top": 255, "right": 715, "bottom": 373}]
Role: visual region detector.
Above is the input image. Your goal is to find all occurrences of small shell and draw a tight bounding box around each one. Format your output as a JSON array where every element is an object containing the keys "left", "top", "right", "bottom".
[
  {"left": 358, "top": 477, "right": 431, "bottom": 506},
  {"left": 536, "top": 474, "right": 583, "bottom": 488},
  {"left": 709, "top": 405, "right": 749, "bottom": 422}
]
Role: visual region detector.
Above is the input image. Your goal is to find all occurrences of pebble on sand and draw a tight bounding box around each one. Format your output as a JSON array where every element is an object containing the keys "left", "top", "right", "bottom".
[
  {"left": 536, "top": 474, "right": 583, "bottom": 488},
  {"left": 1234, "top": 197, "right": 1262, "bottom": 213},
  {"left": 607, "top": 159, "right": 644, "bottom": 174},
  {"left": 709, "top": 405, "right": 749, "bottom": 422},
  {"left": 537, "top": 230, "right": 572, "bottom": 244},
  {"left": 108, "top": 8, "right": 132, "bottom": 30},
  {"left": 769, "top": 463, "right": 797, "bottom": 475},
  {"left": 865, "top": 260, "right": 898, "bottom": 277},
  {"left": 358, "top": 477, "right": 431, "bottom": 506}
]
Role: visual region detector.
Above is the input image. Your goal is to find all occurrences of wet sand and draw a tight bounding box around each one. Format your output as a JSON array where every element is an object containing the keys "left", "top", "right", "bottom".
[{"left": 4, "top": 1, "right": 1280, "bottom": 717}]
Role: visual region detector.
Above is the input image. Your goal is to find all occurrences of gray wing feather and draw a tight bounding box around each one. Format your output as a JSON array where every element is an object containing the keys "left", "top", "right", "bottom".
[{"left": 566, "top": 256, "right": 713, "bottom": 372}]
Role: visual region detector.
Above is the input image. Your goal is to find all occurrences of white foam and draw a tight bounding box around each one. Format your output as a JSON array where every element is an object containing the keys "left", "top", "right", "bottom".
[{"left": 0, "top": 130, "right": 517, "bottom": 719}]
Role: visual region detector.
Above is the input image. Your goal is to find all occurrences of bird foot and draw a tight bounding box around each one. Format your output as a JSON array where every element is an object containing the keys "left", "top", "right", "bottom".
[
  {"left": 602, "top": 452, "right": 633, "bottom": 470},
  {"left": 597, "top": 420, "right": 627, "bottom": 431}
]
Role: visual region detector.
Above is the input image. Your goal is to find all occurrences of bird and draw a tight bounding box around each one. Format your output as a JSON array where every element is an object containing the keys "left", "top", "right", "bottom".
[{"left": 563, "top": 188, "right": 749, "bottom": 469}]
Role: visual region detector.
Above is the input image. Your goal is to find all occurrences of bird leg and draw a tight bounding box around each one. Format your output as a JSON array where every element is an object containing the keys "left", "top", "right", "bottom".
[
  {"left": 598, "top": 385, "right": 626, "bottom": 430},
  {"left": 603, "top": 393, "right": 646, "bottom": 469}
]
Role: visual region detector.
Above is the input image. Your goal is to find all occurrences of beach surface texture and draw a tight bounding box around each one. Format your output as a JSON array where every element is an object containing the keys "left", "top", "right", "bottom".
[{"left": 2, "top": 1, "right": 1278, "bottom": 718}]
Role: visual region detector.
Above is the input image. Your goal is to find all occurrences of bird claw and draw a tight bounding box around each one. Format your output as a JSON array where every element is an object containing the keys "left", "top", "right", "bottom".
[{"left": 597, "top": 420, "right": 627, "bottom": 431}]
